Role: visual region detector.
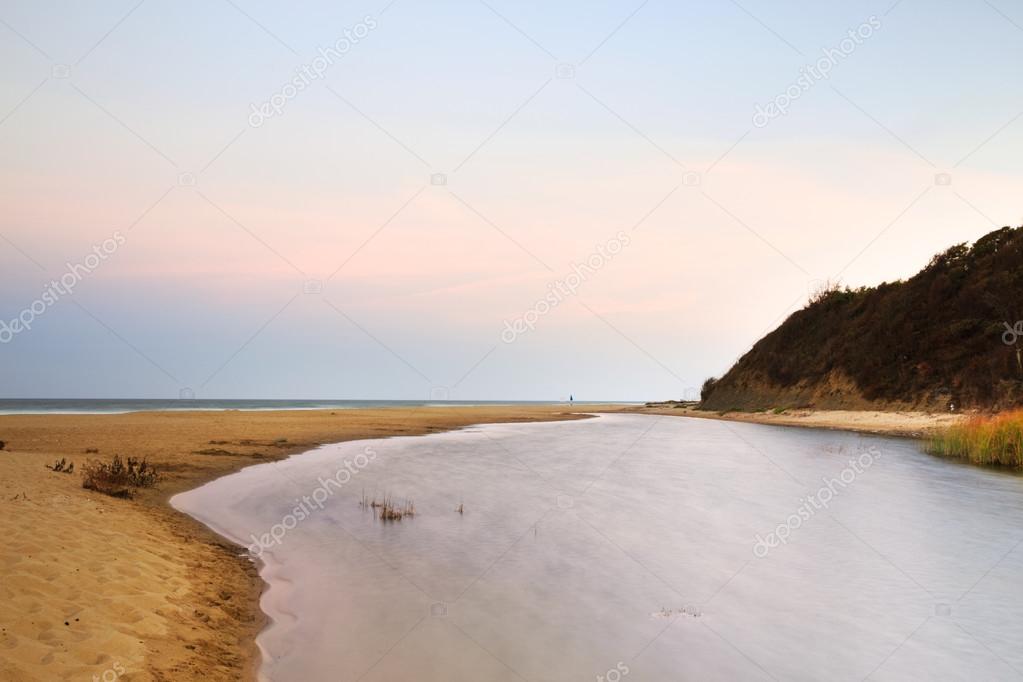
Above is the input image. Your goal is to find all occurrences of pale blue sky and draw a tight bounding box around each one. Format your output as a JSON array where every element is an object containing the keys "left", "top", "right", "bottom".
[{"left": 1, "top": 0, "right": 1021, "bottom": 400}]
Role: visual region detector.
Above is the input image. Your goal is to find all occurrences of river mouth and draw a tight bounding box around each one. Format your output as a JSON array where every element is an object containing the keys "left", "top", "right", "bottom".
[{"left": 172, "top": 413, "right": 1023, "bottom": 681}]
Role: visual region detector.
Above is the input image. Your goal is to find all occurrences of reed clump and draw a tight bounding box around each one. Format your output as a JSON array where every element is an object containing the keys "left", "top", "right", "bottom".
[
  {"left": 927, "top": 410, "right": 1023, "bottom": 468},
  {"left": 360, "top": 489, "right": 416, "bottom": 521}
]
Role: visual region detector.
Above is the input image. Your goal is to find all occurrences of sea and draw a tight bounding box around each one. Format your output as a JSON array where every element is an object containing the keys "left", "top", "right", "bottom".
[{"left": 0, "top": 399, "right": 624, "bottom": 415}]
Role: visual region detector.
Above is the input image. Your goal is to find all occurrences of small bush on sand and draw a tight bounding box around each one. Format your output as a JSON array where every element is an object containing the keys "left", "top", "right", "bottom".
[
  {"left": 47, "top": 458, "right": 74, "bottom": 474},
  {"left": 927, "top": 410, "right": 1023, "bottom": 468},
  {"left": 81, "top": 455, "right": 159, "bottom": 498}
]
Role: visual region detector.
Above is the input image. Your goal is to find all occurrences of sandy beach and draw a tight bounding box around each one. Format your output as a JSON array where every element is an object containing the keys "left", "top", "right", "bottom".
[
  {"left": 631, "top": 404, "right": 967, "bottom": 438},
  {"left": 0, "top": 405, "right": 598, "bottom": 682}
]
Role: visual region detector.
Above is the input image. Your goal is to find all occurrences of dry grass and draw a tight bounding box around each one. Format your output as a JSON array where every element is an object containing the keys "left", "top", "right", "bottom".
[
  {"left": 379, "top": 497, "right": 416, "bottom": 521},
  {"left": 927, "top": 410, "right": 1023, "bottom": 468},
  {"left": 81, "top": 454, "right": 160, "bottom": 498}
]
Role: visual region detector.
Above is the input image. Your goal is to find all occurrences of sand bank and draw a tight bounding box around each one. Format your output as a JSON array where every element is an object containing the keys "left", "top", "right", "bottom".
[
  {"left": 631, "top": 404, "right": 965, "bottom": 438},
  {"left": 0, "top": 405, "right": 600, "bottom": 681}
]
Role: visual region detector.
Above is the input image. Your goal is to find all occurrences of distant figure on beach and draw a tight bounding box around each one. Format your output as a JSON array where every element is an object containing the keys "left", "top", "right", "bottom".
[{"left": 569, "top": 394, "right": 574, "bottom": 404}]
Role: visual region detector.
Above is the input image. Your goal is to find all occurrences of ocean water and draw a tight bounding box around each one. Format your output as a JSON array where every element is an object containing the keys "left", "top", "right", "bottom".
[
  {"left": 0, "top": 399, "right": 609, "bottom": 415},
  {"left": 172, "top": 414, "right": 1023, "bottom": 681}
]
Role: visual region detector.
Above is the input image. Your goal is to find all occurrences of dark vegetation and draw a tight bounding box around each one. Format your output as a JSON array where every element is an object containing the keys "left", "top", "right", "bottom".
[
  {"left": 193, "top": 438, "right": 293, "bottom": 458},
  {"left": 701, "top": 226, "right": 1023, "bottom": 411},
  {"left": 700, "top": 377, "right": 718, "bottom": 402},
  {"left": 81, "top": 455, "right": 159, "bottom": 498},
  {"left": 47, "top": 458, "right": 74, "bottom": 474},
  {"left": 642, "top": 400, "right": 695, "bottom": 409}
]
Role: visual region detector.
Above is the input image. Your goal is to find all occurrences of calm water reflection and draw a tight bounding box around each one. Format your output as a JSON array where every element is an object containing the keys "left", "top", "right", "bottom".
[{"left": 173, "top": 414, "right": 1023, "bottom": 681}]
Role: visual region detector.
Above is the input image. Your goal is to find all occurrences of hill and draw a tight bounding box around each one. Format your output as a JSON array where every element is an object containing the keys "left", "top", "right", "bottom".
[{"left": 700, "top": 225, "right": 1023, "bottom": 412}]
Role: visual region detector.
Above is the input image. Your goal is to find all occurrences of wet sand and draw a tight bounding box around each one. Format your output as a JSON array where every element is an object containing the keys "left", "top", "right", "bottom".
[{"left": 0, "top": 405, "right": 600, "bottom": 681}]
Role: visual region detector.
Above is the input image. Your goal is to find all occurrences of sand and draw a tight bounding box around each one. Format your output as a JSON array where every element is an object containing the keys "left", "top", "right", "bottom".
[
  {"left": 0, "top": 405, "right": 599, "bottom": 682},
  {"left": 631, "top": 404, "right": 966, "bottom": 438}
]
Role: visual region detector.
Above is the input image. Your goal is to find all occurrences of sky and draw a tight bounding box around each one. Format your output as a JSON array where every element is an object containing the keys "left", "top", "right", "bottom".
[{"left": 0, "top": 0, "right": 1021, "bottom": 401}]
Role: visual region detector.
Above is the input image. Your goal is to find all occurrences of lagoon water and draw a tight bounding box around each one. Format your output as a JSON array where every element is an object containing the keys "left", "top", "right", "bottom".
[{"left": 172, "top": 414, "right": 1023, "bottom": 681}]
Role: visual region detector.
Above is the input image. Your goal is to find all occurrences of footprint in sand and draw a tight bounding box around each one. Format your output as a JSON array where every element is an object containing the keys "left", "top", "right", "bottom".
[
  {"left": 107, "top": 604, "right": 145, "bottom": 625},
  {"left": 116, "top": 565, "right": 142, "bottom": 579},
  {"left": 23, "top": 601, "right": 42, "bottom": 615}
]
